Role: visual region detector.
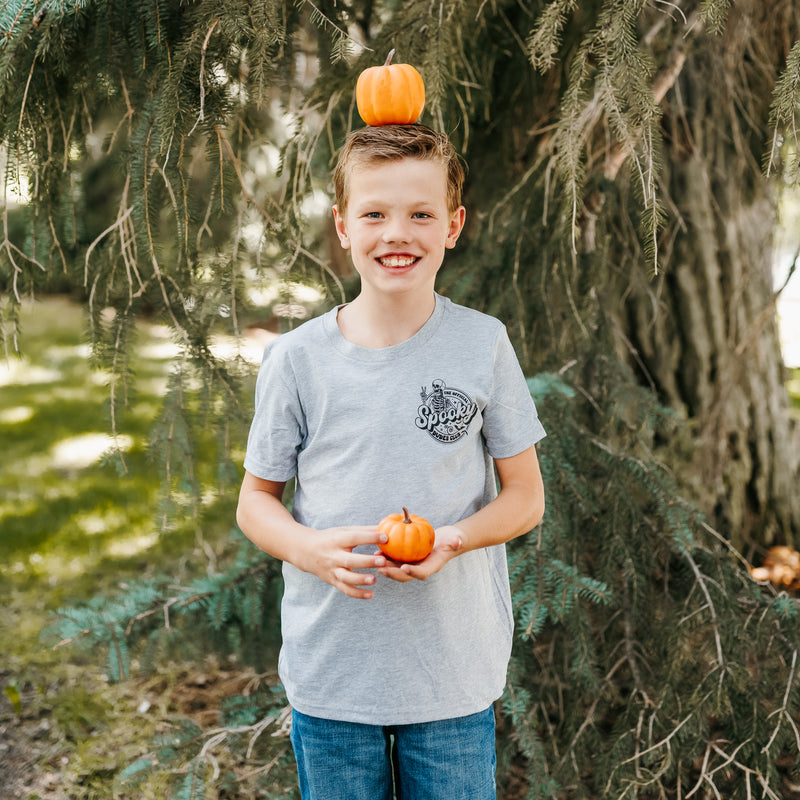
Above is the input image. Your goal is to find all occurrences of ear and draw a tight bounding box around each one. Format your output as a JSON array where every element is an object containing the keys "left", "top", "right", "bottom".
[
  {"left": 332, "top": 206, "right": 351, "bottom": 250},
  {"left": 445, "top": 206, "right": 466, "bottom": 249}
]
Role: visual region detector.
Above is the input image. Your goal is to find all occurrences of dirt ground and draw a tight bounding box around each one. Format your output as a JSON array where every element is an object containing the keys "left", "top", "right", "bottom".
[
  {"left": 1, "top": 698, "right": 69, "bottom": 799},
  {"left": 0, "top": 662, "right": 284, "bottom": 800},
  {"left": 0, "top": 662, "right": 529, "bottom": 800}
]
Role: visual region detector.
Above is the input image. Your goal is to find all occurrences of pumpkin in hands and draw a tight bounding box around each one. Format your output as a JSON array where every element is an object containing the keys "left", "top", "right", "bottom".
[
  {"left": 356, "top": 50, "right": 425, "bottom": 127},
  {"left": 378, "top": 507, "right": 435, "bottom": 563}
]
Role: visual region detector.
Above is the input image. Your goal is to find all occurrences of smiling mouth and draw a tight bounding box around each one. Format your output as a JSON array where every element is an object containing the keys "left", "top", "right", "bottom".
[{"left": 378, "top": 256, "right": 418, "bottom": 268}]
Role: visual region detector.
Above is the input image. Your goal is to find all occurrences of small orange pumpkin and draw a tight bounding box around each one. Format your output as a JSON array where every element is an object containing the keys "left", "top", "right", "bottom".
[
  {"left": 377, "top": 507, "right": 435, "bottom": 563},
  {"left": 355, "top": 49, "right": 425, "bottom": 127}
]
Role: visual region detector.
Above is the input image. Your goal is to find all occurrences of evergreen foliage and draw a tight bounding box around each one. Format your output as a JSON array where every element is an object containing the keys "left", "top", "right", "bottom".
[
  {"left": 3, "top": 0, "right": 800, "bottom": 797},
  {"left": 767, "top": 36, "right": 800, "bottom": 183},
  {"left": 502, "top": 365, "right": 800, "bottom": 797}
]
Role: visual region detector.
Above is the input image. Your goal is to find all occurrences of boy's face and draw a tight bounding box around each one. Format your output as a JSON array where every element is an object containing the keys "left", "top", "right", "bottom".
[{"left": 333, "top": 157, "right": 465, "bottom": 302}]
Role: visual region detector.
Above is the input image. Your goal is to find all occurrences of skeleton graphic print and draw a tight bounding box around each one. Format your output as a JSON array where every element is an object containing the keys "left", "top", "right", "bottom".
[{"left": 415, "top": 379, "right": 478, "bottom": 443}]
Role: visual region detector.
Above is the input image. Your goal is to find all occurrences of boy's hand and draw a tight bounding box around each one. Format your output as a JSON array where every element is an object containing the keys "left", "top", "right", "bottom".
[
  {"left": 377, "top": 526, "right": 464, "bottom": 583},
  {"left": 302, "top": 526, "right": 389, "bottom": 600}
]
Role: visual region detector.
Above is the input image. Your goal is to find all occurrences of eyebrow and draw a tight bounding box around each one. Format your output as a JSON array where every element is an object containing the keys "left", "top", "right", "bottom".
[{"left": 351, "top": 196, "right": 440, "bottom": 209}]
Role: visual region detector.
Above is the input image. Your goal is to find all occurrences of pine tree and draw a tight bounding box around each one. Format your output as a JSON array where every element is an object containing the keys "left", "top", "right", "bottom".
[{"left": 4, "top": 1, "right": 800, "bottom": 797}]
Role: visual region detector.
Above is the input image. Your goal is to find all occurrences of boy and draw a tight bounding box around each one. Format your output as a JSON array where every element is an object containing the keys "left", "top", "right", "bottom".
[{"left": 237, "top": 123, "right": 546, "bottom": 799}]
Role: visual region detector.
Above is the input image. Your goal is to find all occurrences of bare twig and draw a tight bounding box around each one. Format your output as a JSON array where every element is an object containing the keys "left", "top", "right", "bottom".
[
  {"left": 682, "top": 550, "right": 726, "bottom": 674},
  {"left": 83, "top": 201, "right": 134, "bottom": 287},
  {"left": 296, "top": 244, "right": 346, "bottom": 304},
  {"left": 709, "top": 741, "right": 781, "bottom": 800},
  {"left": 105, "top": 72, "right": 135, "bottom": 154},
  {"left": 17, "top": 56, "right": 37, "bottom": 138},
  {"left": 1, "top": 200, "right": 46, "bottom": 302},
  {"left": 188, "top": 17, "right": 220, "bottom": 136},
  {"left": 108, "top": 317, "right": 130, "bottom": 475},
  {"left": 300, "top": 0, "right": 373, "bottom": 51},
  {"left": 762, "top": 647, "right": 800, "bottom": 754},
  {"left": 561, "top": 655, "right": 627, "bottom": 767},
  {"left": 602, "top": 49, "right": 689, "bottom": 182}
]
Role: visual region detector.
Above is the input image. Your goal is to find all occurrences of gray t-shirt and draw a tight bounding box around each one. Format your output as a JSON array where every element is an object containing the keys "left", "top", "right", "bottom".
[{"left": 243, "top": 293, "right": 546, "bottom": 725}]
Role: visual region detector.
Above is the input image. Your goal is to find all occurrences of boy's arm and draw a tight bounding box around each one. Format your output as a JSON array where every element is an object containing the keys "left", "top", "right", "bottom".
[
  {"left": 379, "top": 444, "right": 545, "bottom": 582},
  {"left": 236, "top": 470, "right": 389, "bottom": 599}
]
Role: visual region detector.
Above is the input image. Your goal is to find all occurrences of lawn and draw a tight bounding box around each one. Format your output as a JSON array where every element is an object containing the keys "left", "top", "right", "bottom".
[
  {"left": 790, "top": 366, "right": 800, "bottom": 418},
  {"left": 0, "top": 295, "right": 274, "bottom": 799}
]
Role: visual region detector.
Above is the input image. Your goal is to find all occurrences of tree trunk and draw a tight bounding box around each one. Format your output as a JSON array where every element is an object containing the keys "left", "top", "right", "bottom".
[
  {"left": 625, "top": 157, "right": 799, "bottom": 551},
  {"left": 621, "top": 11, "right": 800, "bottom": 551}
]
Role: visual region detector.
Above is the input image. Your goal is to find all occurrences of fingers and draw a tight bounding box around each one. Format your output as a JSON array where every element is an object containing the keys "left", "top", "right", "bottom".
[
  {"left": 323, "top": 541, "right": 387, "bottom": 599},
  {"left": 343, "top": 549, "right": 387, "bottom": 570},
  {"left": 316, "top": 525, "right": 463, "bottom": 597},
  {"left": 378, "top": 565, "right": 416, "bottom": 583},
  {"left": 322, "top": 526, "right": 387, "bottom": 555},
  {"left": 335, "top": 527, "right": 388, "bottom": 549},
  {"left": 378, "top": 544, "right": 457, "bottom": 582},
  {"left": 378, "top": 559, "right": 428, "bottom": 582},
  {"left": 332, "top": 567, "right": 378, "bottom": 600}
]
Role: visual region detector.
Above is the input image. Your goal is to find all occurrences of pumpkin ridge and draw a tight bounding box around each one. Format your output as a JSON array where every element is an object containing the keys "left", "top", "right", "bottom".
[
  {"left": 377, "top": 507, "right": 435, "bottom": 563},
  {"left": 355, "top": 52, "right": 425, "bottom": 127}
]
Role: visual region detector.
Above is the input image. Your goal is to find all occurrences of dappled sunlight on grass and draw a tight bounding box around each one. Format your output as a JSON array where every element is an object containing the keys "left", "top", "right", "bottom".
[
  {"left": 50, "top": 433, "right": 135, "bottom": 471},
  {"left": 74, "top": 508, "right": 130, "bottom": 536},
  {"left": 0, "top": 295, "right": 259, "bottom": 798},
  {"left": 0, "top": 404, "right": 33, "bottom": 423},
  {"left": 136, "top": 325, "right": 182, "bottom": 361},
  {"left": 210, "top": 327, "right": 276, "bottom": 364},
  {"left": 8, "top": 526, "right": 161, "bottom": 584},
  {"left": 2, "top": 430, "right": 137, "bottom": 478},
  {"left": 0, "top": 357, "right": 62, "bottom": 385},
  {"left": 42, "top": 342, "right": 93, "bottom": 363},
  {"left": 0, "top": 294, "right": 251, "bottom": 614},
  {"left": 106, "top": 532, "right": 160, "bottom": 558},
  {"left": 136, "top": 318, "right": 274, "bottom": 365},
  {"left": 0, "top": 298, "right": 179, "bottom": 604},
  {"left": 789, "top": 368, "right": 800, "bottom": 420}
]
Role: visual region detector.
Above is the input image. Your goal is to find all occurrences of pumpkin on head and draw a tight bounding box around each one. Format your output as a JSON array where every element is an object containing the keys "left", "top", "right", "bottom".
[{"left": 356, "top": 50, "right": 425, "bottom": 127}]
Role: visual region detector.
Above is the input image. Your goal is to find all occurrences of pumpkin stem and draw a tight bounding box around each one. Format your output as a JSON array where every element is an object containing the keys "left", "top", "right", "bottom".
[
  {"left": 385, "top": 48, "right": 395, "bottom": 66},
  {"left": 402, "top": 506, "right": 411, "bottom": 524}
]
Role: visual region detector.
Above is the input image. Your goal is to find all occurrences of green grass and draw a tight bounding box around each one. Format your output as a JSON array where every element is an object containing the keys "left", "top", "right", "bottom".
[
  {"left": 0, "top": 296, "right": 256, "bottom": 799},
  {"left": 789, "top": 366, "right": 800, "bottom": 418},
  {"left": 1, "top": 297, "right": 187, "bottom": 608}
]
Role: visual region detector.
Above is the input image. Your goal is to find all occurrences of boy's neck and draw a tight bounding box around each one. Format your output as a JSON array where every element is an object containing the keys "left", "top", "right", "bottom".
[{"left": 337, "top": 290, "right": 437, "bottom": 349}]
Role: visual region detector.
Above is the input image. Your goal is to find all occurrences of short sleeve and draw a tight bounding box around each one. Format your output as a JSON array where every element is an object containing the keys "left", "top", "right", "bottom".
[
  {"left": 243, "top": 342, "right": 306, "bottom": 481},
  {"left": 481, "top": 326, "right": 546, "bottom": 459}
]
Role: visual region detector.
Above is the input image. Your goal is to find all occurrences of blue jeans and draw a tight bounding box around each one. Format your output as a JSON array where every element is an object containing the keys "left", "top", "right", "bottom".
[{"left": 290, "top": 705, "right": 497, "bottom": 800}]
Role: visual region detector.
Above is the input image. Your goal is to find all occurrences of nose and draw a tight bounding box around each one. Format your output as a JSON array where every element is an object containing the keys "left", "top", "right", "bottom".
[{"left": 381, "top": 215, "right": 412, "bottom": 243}]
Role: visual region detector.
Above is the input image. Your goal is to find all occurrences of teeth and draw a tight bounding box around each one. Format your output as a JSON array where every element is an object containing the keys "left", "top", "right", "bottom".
[{"left": 380, "top": 256, "right": 416, "bottom": 268}]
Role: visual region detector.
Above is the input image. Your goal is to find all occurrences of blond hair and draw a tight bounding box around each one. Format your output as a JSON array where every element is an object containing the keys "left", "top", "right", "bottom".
[{"left": 333, "top": 124, "right": 465, "bottom": 216}]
